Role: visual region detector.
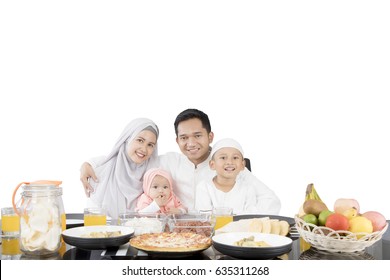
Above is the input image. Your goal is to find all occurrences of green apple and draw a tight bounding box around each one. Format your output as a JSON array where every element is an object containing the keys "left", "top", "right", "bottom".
[
  {"left": 303, "top": 214, "right": 318, "bottom": 226},
  {"left": 318, "top": 209, "right": 333, "bottom": 226}
]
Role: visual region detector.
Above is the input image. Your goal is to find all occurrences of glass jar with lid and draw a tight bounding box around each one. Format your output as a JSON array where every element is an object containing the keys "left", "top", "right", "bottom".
[{"left": 12, "top": 180, "right": 64, "bottom": 256}]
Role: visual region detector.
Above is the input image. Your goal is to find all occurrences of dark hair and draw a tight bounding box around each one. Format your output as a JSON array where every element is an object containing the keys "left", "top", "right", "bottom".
[{"left": 174, "top": 108, "right": 211, "bottom": 136}]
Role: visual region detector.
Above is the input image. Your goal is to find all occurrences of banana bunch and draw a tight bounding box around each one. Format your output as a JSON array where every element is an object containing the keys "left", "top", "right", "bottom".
[
  {"left": 305, "top": 183, "right": 323, "bottom": 201},
  {"left": 298, "top": 183, "right": 326, "bottom": 217}
]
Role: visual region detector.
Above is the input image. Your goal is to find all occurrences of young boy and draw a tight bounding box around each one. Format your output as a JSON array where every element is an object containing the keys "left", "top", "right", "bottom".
[{"left": 195, "top": 138, "right": 265, "bottom": 214}]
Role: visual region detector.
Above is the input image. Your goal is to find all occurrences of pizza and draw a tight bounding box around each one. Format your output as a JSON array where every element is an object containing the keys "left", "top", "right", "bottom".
[{"left": 129, "top": 232, "right": 212, "bottom": 252}]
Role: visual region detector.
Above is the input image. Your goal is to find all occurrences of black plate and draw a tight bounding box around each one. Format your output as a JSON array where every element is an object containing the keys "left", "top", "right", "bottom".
[
  {"left": 65, "top": 213, "right": 84, "bottom": 229},
  {"left": 62, "top": 225, "right": 134, "bottom": 250},
  {"left": 232, "top": 214, "right": 298, "bottom": 240},
  {"left": 212, "top": 232, "right": 293, "bottom": 260},
  {"left": 66, "top": 219, "right": 84, "bottom": 229}
]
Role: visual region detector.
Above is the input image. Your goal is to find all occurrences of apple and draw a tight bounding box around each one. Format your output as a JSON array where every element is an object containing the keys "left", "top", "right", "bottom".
[
  {"left": 318, "top": 209, "right": 333, "bottom": 226},
  {"left": 362, "top": 211, "right": 387, "bottom": 232},
  {"left": 325, "top": 213, "right": 349, "bottom": 231},
  {"left": 334, "top": 198, "right": 360, "bottom": 214}
]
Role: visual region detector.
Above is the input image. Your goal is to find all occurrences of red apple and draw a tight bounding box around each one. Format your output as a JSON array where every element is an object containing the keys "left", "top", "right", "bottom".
[{"left": 325, "top": 213, "right": 349, "bottom": 231}]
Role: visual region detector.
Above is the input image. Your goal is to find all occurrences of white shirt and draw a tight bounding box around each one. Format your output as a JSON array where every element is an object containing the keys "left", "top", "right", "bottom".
[
  {"left": 158, "top": 152, "right": 214, "bottom": 211},
  {"left": 194, "top": 175, "right": 258, "bottom": 214},
  {"left": 238, "top": 169, "right": 281, "bottom": 215},
  {"left": 158, "top": 152, "right": 281, "bottom": 215}
]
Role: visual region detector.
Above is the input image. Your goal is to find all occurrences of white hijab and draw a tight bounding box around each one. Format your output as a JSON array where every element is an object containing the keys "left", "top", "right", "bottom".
[{"left": 89, "top": 118, "right": 159, "bottom": 219}]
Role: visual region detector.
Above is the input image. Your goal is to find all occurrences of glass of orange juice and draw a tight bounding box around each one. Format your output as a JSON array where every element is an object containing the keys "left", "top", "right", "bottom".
[
  {"left": 1, "top": 234, "right": 21, "bottom": 256},
  {"left": 1, "top": 207, "right": 20, "bottom": 234},
  {"left": 84, "top": 207, "right": 107, "bottom": 226},
  {"left": 213, "top": 207, "right": 233, "bottom": 230}
]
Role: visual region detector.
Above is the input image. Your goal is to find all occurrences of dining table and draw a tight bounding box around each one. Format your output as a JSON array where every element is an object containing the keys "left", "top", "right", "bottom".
[{"left": 1, "top": 213, "right": 389, "bottom": 260}]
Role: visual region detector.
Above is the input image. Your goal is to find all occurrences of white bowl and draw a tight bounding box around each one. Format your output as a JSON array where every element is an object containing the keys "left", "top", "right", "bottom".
[{"left": 118, "top": 212, "right": 167, "bottom": 236}]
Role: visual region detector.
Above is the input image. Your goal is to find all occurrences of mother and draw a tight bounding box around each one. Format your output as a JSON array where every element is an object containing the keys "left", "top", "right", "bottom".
[{"left": 82, "top": 118, "right": 159, "bottom": 219}]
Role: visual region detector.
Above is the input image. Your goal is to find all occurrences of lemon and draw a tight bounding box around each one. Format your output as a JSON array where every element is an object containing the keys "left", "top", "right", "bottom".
[{"left": 349, "top": 216, "right": 373, "bottom": 238}]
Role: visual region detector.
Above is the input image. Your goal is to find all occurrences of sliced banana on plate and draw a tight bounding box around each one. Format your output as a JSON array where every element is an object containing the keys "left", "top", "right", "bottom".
[{"left": 216, "top": 217, "right": 291, "bottom": 236}]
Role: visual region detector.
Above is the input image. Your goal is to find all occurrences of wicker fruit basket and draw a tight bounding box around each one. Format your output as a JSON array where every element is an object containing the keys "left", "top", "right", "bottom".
[{"left": 294, "top": 216, "right": 388, "bottom": 253}]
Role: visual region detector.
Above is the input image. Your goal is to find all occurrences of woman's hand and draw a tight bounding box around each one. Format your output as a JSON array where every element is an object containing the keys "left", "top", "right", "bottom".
[{"left": 80, "top": 162, "right": 98, "bottom": 197}]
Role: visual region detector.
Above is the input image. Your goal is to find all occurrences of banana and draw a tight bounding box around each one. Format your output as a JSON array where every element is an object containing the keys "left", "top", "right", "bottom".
[{"left": 305, "top": 183, "right": 323, "bottom": 202}]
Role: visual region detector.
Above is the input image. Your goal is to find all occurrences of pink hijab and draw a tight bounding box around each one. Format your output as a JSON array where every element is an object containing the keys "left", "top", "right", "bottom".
[{"left": 136, "top": 168, "right": 184, "bottom": 213}]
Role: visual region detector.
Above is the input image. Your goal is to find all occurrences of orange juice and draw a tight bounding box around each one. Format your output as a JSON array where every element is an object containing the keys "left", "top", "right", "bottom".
[
  {"left": 84, "top": 214, "right": 107, "bottom": 226},
  {"left": 299, "top": 237, "right": 311, "bottom": 252},
  {"left": 2, "top": 236, "right": 21, "bottom": 255},
  {"left": 60, "top": 213, "right": 66, "bottom": 242},
  {"left": 58, "top": 241, "right": 67, "bottom": 257},
  {"left": 1, "top": 213, "right": 20, "bottom": 233},
  {"left": 215, "top": 215, "right": 233, "bottom": 230},
  {"left": 61, "top": 213, "right": 66, "bottom": 232},
  {"left": 213, "top": 207, "right": 233, "bottom": 230}
]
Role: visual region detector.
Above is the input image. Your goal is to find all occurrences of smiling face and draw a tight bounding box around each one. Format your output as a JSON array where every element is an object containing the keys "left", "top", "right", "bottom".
[
  {"left": 148, "top": 175, "right": 171, "bottom": 203},
  {"left": 210, "top": 147, "right": 245, "bottom": 179},
  {"left": 127, "top": 129, "right": 157, "bottom": 164},
  {"left": 176, "top": 118, "right": 214, "bottom": 166}
]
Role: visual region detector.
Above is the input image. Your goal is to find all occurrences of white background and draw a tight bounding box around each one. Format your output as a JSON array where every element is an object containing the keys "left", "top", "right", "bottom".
[{"left": 1, "top": 1, "right": 390, "bottom": 221}]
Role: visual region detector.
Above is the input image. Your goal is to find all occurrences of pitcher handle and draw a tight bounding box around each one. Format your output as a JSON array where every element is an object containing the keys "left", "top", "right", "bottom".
[{"left": 12, "top": 182, "right": 29, "bottom": 216}]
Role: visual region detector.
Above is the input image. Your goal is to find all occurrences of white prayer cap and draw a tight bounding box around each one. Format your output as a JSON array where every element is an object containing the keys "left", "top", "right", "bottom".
[{"left": 211, "top": 138, "right": 244, "bottom": 158}]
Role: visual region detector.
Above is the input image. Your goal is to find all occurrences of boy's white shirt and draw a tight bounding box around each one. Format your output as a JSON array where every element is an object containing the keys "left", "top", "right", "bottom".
[
  {"left": 194, "top": 175, "right": 257, "bottom": 214},
  {"left": 194, "top": 171, "right": 279, "bottom": 215}
]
